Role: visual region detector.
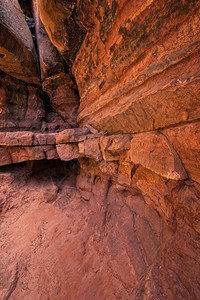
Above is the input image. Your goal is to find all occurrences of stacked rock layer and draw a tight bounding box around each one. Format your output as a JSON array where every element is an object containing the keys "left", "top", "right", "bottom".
[{"left": 0, "top": 0, "right": 200, "bottom": 299}]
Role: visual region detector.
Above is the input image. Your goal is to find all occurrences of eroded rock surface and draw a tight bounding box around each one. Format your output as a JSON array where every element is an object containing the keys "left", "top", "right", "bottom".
[
  {"left": 0, "top": 128, "right": 189, "bottom": 182},
  {"left": 74, "top": 0, "right": 200, "bottom": 134},
  {"left": 0, "top": 0, "right": 200, "bottom": 299},
  {"left": 0, "top": 72, "right": 44, "bottom": 131},
  {"left": 33, "top": 0, "right": 79, "bottom": 127},
  {"left": 0, "top": 0, "right": 40, "bottom": 85},
  {"left": 0, "top": 160, "right": 199, "bottom": 299}
]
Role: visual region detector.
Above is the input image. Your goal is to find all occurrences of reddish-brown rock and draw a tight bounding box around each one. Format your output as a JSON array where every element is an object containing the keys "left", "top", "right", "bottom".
[
  {"left": 0, "top": 131, "right": 34, "bottom": 146},
  {"left": 130, "top": 133, "right": 187, "bottom": 180},
  {"left": 100, "top": 134, "right": 131, "bottom": 161},
  {"left": 0, "top": 0, "right": 200, "bottom": 299},
  {"left": 37, "top": 0, "right": 86, "bottom": 65},
  {"left": 33, "top": 0, "right": 65, "bottom": 82},
  {"left": 34, "top": 133, "right": 56, "bottom": 145},
  {"left": 79, "top": 138, "right": 102, "bottom": 161},
  {"left": 56, "top": 127, "right": 90, "bottom": 144},
  {"left": 163, "top": 122, "right": 200, "bottom": 184},
  {"left": 0, "top": 73, "right": 45, "bottom": 131},
  {"left": 132, "top": 166, "right": 174, "bottom": 223},
  {"left": 0, "top": 0, "right": 40, "bottom": 85},
  {"left": 56, "top": 143, "right": 79, "bottom": 161},
  {"left": 117, "top": 162, "right": 133, "bottom": 186},
  {"left": 33, "top": 1, "right": 79, "bottom": 127},
  {"left": 42, "top": 73, "right": 79, "bottom": 127},
  {"left": 72, "top": 0, "right": 200, "bottom": 134}
]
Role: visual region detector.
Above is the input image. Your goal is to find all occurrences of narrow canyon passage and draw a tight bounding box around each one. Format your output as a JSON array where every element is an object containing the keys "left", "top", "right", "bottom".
[{"left": 0, "top": 0, "right": 200, "bottom": 299}]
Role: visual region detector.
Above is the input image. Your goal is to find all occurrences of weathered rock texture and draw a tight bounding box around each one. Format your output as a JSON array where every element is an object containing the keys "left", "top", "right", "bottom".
[
  {"left": 33, "top": 0, "right": 79, "bottom": 127},
  {"left": 74, "top": 0, "right": 200, "bottom": 134},
  {"left": 0, "top": 159, "right": 200, "bottom": 299},
  {"left": 0, "top": 0, "right": 40, "bottom": 85},
  {"left": 0, "top": 128, "right": 188, "bottom": 182},
  {"left": 36, "top": 0, "right": 87, "bottom": 66},
  {"left": 0, "top": 0, "right": 200, "bottom": 299},
  {"left": 0, "top": 71, "right": 44, "bottom": 131}
]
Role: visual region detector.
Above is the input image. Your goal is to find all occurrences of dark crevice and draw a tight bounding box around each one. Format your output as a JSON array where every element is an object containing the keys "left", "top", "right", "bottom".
[
  {"left": 18, "top": 0, "right": 82, "bottom": 130},
  {"left": 18, "top": 0, "right": 33, "bottom": 18},
  {"left": 18, "top": 0, "right": 41, "bottom": 77},
  {"left": 39, "top": 91, "right": 53, "bottom": 113},
  {"left": 24, "top": 159, "right": 80, "bottom": 181}
]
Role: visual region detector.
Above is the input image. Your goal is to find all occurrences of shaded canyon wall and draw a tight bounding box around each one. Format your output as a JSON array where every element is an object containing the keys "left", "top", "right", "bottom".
[{"left": 0, "top": 0, "right": 200, "bottom": 299}]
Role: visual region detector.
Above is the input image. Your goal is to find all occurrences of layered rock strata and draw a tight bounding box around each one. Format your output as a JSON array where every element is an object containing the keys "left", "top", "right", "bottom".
[
  {"left": 0, "top": 128, "right": 190, "bottom": 182},
  {"left": 0, "top": 72, "right": 44, "bottom": 131},
  {"left": 0, "top": 0, "right": 200, "bottom": 299},
  {"left": 33, "top": 0, "right": 79, "bottom": 127}
]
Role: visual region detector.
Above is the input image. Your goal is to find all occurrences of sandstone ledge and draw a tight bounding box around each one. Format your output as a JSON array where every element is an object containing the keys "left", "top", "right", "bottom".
[{"left": 0, "top": 128, "right": 189, "bottom": 181}]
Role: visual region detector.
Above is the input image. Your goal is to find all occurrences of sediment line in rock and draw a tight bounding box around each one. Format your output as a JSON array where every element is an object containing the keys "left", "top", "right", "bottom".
[{"left": 0, "top": 127, "right": 191, "bottom": 182}]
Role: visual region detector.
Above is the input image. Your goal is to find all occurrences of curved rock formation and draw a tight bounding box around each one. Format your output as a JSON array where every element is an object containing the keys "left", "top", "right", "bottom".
[
  {"left": 0, "top": 0, "right": 40, "bottom": 85},
  {"left": 0, "top": 0, "right": 200, "bottom": 299},
  {"left": 74, "top": 0, "right": 200, "bottom": 134}
]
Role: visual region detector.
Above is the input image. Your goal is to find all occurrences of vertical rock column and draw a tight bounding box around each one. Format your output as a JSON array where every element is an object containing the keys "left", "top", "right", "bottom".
[
  {"left": 0, "top": 0, "right": 45, "bottom": 131},
  {"left": 33, "top": 0, "right": 79, "bottom": 128}
]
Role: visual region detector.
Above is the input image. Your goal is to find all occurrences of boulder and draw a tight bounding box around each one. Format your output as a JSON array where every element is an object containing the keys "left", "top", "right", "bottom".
[
  {"left": 164, "top": 122, "right": 200, "bottom": 184},
  {"left": 100, "top": 135, "right": 131, "bottom": 161},
  {"left": 130, "top": 133, "right": 187, "bottom": 180},
  {"left": 79, "top": 138, "right": 102, "bottom": 161},
  {"left": 56, "top": 128, "right": 90, "bottom": 144},
  {"left": 56, "top": 143, "right": 79, "bottom": 161}
]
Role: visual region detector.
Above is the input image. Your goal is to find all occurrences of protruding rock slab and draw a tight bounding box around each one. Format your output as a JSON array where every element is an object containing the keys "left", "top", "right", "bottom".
[
  {"left": 56, "top": 128, "right": 90, "bottom": 144},
  {"left": 163, "top": 122, "right": 200, "bottom": 184},
  {"left": 100, "top": 135, "right": 131, "bottom": 161},
  {"left": 0, "top": 0, "right": 40, "bottom": 85},
  {"left": 0, "top": 129, "right": 191, "bottom": 182},
  {"left": 9, "top": 146, "right": 45, "bottom": 164},
  {"left": 0, "top": 132, "right": 34, "bottom": 146},
  {"left": 0, "top": 146, "right": 12, "bottom": 166},
  {"left": 34, "top": 133, "right": 56, "bottom": 146},
  {"left": 130, "top": 133, "right": 187, "bottom": 180},
  {"left": 56, "top": 144, "right": 79, "bottom": 161},
  {"left": 0, "top": 146, "right": 44, "bottom": 166},
  {"left": 79, "top": 138, "right": 102, "bottom": 161}
]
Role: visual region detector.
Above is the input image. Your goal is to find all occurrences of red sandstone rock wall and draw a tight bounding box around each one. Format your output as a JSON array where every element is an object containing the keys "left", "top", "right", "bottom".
[
  {"left": 0, "top": 0, "right": 200, "bottom": 299},
  {"left": 0, "top": 0, "right": 40, "bottom": 85},
  {"left": 74, "top": 0, "right": 200, "bottom": 134}
]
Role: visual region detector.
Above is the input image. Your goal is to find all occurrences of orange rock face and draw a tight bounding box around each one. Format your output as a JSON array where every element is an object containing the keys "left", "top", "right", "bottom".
[
  {"left": 164, "top": 122, "right": 200, "bottom": 184},
  {"left": 0, "top": 0, "right": 200, "bottom": 299},
  {"left": 33, "top": 0, "right": 80, "bottom": 127},
  {"left": 73, "top": 0, "right": 200, "bottom": 134},
  {"left": 129, "top": 133, "right": 187, "bottom": 180}
]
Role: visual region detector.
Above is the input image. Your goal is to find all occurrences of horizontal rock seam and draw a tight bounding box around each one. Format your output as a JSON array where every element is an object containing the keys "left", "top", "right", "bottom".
[{"left": 0, "top": 128, "right": 187, "bottom": 181}]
